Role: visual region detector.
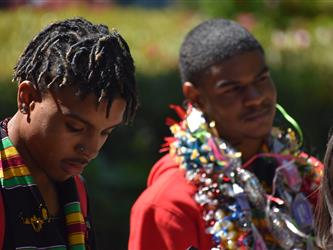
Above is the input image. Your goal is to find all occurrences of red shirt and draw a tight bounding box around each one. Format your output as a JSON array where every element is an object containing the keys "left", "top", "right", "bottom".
[
  {"left": 129, "top": 154, "right": 212, "bottom": 250},
  {"left": 129, "top": 152, "right": 322, "bottom": 250}
]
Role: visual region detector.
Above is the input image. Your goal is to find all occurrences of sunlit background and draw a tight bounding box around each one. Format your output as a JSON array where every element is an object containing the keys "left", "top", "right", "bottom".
[{"left": 1, "top": 0, "right": 333, "bottom": 249}]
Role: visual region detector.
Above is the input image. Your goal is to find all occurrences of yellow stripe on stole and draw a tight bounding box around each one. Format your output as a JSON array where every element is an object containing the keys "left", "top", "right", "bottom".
[
  {"left": 0, "top": 146, "right": 19, "bottom": 159},
  {"left": 0, "top": 145, "right": 30, "bottom": 179},
  {"left": 0, "top": 165, "right": 31, "bottom": 179},
  {"left": 66, "top": 212, "right": 84, "bottom": 225},
  {"left": 68, "top": 232, "right": 85, "bottom": 245}
]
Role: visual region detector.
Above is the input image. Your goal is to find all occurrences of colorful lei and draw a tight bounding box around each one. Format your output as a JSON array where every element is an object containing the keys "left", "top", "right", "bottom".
[{"left": 168, "top": 105, "right": 322, "bottom": 250}]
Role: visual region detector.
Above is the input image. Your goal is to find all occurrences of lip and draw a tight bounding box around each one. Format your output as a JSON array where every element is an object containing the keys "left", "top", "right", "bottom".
[
  {"left": 243, "top": 106, "right": 272, "bottom": 122},
  {"left": 61, "top": 158, "right": 89, "bottom": 176}
]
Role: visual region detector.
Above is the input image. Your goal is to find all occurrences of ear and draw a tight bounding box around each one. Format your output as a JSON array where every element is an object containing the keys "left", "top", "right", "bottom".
[
  {"left": 182, "top": 81, "right": 204, "bottom": 110},
  {"left": 17, "top": 81, "right": 40, "bottom": 119}
]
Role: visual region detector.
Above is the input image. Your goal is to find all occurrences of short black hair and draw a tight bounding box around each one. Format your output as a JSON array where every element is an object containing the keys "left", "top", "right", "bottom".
[
  {"left": 14, "top": 17, "right": 138, "bottom": 123},
  {"left": 179, "top": 19, "right": 264, "bottom": 84}
]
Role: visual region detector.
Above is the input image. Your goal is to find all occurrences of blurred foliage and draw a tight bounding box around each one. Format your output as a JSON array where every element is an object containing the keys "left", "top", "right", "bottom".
[
  {"left": 0, "top": 5, "right": 201, "bottom": 78},
  {"left": 178, "top": 0, "right": 333, "bottom": 26},
  {"left": 1, "top": 2, "right": 333, "bottom": 249}
]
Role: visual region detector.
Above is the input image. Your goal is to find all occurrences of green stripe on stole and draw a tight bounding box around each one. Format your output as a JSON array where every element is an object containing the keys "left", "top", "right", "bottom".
[
  {"left": 1, "top": 175, "right": 34, "bottom": 188},
  {"left": 0, "top": 136, "right": 35, "bottom": 188},
  {"left": 71, "top": 245, "right": 86, "bottom": 250},
  {"left": 0, "top": 136, "right": 12, "bottom": 150},
  {"left": 65, "top": 201, "right": 85, "bottom": 250},
  {"left": 65, "top": 202, "right": 81, "bottom": 214}
]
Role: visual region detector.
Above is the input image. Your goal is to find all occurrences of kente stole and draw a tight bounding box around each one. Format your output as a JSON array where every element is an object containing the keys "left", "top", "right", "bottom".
[{"left": 0, "top": 124, "right": 87, "bottom": 249}]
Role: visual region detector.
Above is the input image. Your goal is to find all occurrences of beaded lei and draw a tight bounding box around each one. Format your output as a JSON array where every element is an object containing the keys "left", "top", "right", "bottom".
[{"left": 168, "top": 105, "right": 321, "bottom": 250}]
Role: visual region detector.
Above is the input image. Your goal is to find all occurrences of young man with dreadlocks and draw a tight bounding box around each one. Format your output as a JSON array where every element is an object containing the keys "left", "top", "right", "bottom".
[
  {"left": 0, "top": 17, "right": 137, "bottom": 249},
  {"left": 129, "top": 19, "right": 322, "bottom": 250}
]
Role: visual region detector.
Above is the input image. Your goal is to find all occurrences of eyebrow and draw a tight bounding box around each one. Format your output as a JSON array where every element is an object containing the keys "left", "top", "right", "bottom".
[
  {"left": 64, "top": 113, "right": 121, "bottom": 131},
  {"left": 215, "top": 65, "right": 270, "bottom": 88},
  {"left": 255, "top": 65, "right": 269, "bottom": 79}
]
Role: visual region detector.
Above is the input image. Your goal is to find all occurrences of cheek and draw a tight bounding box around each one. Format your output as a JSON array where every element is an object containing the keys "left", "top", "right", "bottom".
[
  {"left": 210, "top": 95, "right": 243, "bottom": 117},
  {"left": 30, "top": 106, "right": 57, "bottom": 135},
  {"left": 31, "top": 119, "right": 73, "bottom": 155},
  {"left": 204, "top": 101, "right": 239, "bottom": 127},
  {"left": 97, "top": 138, "right": 108, "bottom": 153},
  {"left": 46, "top": 129, "right": 77, "bottom": 153},
  {"left": 264, "top": 81, "right": 277, "bottom": 100},
  {"left": 36, "top": 134, "right": 75, "bottom": 164},
  {"left": 272, "top": 86, "right": 277, "bottom": 101}
]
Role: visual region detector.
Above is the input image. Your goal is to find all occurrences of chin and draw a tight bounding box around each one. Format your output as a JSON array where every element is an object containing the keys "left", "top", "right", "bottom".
[
  {"left": 247, "top": 125, "right": 272, "bottom": 140},
  {"left": 49, "top": 173, "right": 71, "bottom": 182}
]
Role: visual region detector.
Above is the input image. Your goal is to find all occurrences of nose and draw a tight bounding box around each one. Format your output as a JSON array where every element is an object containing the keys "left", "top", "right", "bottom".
[
  {"left": 76, "top": 133, "right": 105, "bottom": 160},
  {"left": 243, "top": 84, "right": 265, "bottom": 107}
]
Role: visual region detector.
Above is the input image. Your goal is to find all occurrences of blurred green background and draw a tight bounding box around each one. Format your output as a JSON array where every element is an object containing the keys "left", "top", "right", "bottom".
[{"left": 1, "top": 1, "right": 333, "bottom": 249}]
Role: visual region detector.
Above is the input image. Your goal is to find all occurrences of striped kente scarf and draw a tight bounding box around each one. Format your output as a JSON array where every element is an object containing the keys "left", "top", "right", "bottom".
[{"left": 0, "top": 120, "right": 87, "bottom": 249}]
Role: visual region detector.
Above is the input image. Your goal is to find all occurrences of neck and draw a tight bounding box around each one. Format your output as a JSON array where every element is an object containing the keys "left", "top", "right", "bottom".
[
  {"left": 8, "top": 114, "right": 37, "bottom": 171},
  {"left": 7, "top": 114, "right": 59, "bottom": 214},
  {"left": 8, "top": 113, "right": 49, "bottom": 181},
  {"left": 8, "top": 113, "right": 52, "bottom": 188}
]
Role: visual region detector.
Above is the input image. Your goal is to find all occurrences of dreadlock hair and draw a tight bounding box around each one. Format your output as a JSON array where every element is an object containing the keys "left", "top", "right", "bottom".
[
  {"left": 14, "top": 17, "right": 138, "bottom": 124},
  {"left": 179, "top": 18, "right": 264, "bottom": 85},
  {"left": 315, "top": 134, "right": 333, "bottom": 249}
]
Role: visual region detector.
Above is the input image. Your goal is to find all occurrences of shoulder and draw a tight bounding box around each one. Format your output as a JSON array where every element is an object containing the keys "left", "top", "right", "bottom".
[
  {"left": 129, "top": 155, "right": 211, "bottom": 250},
  {"left": 132, "top": 154, "right": 199, "bottom": 219},
  {"left": 147, "top": 154, "right": 181, "bottom": 186}
]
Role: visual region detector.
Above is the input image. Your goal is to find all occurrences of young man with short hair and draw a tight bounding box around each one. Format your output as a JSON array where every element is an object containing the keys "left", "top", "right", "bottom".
[
  {"left": 0, "top": 17, "right": 138, "bottom": 249},
  {"left": 129, "top": 19, "right": 322, "bottom": 250}
]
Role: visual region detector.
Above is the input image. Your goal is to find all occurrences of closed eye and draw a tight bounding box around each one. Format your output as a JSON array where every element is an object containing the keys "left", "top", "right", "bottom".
[
  {"left": 101, "top": 125, "right": 119, "bottom": 136},
  {"left": 215, "top": 80, "right": 242, "bottom": 93},
  {"left": 66, "top": 123, "right": 84, "bottom": 133},
  {"left": 255, "top": 71, "right": 270, "bottom": 83},
  {"left": 256, "top": 75, "right": 268, "bottom": 83},
  {"left": 102, "top": 130, "right": 114, "bottom": 136},
  {"left": 225, "top": 85, "right": 242, "bottom": 93}
]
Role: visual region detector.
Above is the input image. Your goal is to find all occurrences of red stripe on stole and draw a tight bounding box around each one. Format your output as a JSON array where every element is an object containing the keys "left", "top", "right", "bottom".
[
  {"left": 67, "top": 222, "right": 86, "bottom": 234},
  {"left": 0, "top": 156, "right": 24, "bottom": 169}
]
